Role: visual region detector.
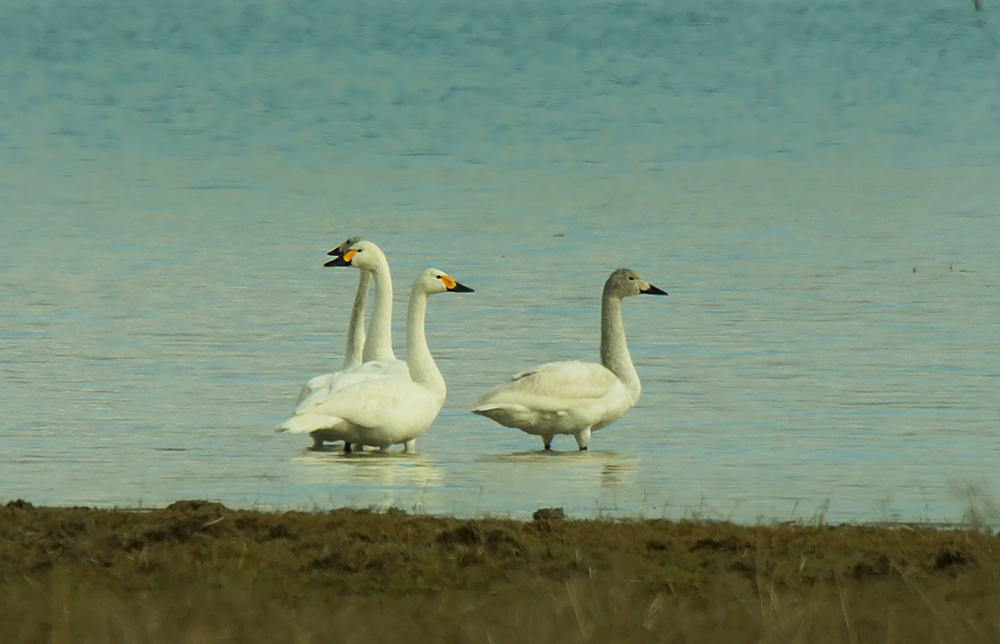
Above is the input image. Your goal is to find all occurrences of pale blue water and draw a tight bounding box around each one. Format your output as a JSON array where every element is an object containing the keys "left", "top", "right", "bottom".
[{"left": 2, "top": 0, "right": 999, "bottom": 524}]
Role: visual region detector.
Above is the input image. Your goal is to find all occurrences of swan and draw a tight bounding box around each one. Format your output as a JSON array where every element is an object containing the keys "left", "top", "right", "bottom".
[
  {"left": 278, "top": 268, "right": 474, "bottom": 452},
  {"left": 294, "top": 236, "right": 369, "bottom": 410},
  {"left": 292, "top": 239, "right": 414, "bottom": 451},
  {"left": 297, "top": 239, "right": 407, "bottom": 405},
  {"left": 472, "top": 268, "right": 667, "bottom": 450}
]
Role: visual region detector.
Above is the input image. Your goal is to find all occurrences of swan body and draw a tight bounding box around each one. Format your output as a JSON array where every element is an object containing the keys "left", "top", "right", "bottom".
[
  {"left": 472, "top": 361, "right": 632, "bottom": 444},
  {"left": 279, "top": 268, "right": 474, "bottom": 451},
  {"left": 472, "top": 268, "right": 666, "bottom": 450}
]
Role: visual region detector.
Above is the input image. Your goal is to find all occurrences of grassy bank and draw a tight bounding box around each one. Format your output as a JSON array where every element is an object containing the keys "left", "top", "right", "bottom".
[{"left": 2, "top": 499, "right": 998, "bottom": 643}]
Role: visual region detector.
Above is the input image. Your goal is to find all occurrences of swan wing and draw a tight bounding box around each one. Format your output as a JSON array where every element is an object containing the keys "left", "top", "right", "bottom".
[
  {"left": 296, "top": 374, "right": 439, "bottom": 433},
  {"left": 295, "top": 359, "right": 409, "bottom": 414},
  {"left": 476, "top": 360, "right": 620, "bottom": 412},
  {"left": 296, "top": 369, "right": 345, "bottom": 405}
]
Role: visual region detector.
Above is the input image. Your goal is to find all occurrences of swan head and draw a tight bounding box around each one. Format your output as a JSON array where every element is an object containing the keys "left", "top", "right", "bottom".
[
  {"left": 325, "top": 236, "right": 365, "bottom": 259},
  {"left": 604, "top": 268, "right": 668, "bottom": 299},
  {"left": 416, "top": 268, "right": 475, "bottom": 295},
  {"left": 323, "top": 239, "right": 386, "bottom": 271}
]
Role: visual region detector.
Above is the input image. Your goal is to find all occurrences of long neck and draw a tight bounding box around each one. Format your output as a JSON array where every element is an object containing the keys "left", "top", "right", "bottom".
[
  {"left": 362, "top": 258, "right": 396, "bottom": 362},
  {"left": 405, "top": 286, "right": 445, "bottom": 401},
  {"left": 343, "top": 270, "right": 370, "bottom": 369},
  {"left": 600, "top": 291, "right": 640, "bottom": 401}
]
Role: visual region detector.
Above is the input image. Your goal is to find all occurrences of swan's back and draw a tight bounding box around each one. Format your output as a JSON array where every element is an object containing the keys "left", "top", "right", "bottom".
[
  {"left": 473, "top": 360, "right": 634, "bottom": 434},
  {"left": 476, "top": 361, "right": 620, "bottom": 410},
  {"left": 295, "top": 360, "right": 410, "bottom": 414}
]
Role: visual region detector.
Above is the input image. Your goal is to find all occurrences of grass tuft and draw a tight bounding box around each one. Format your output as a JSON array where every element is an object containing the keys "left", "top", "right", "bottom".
[{"left": 2, "top": 500, "right": 1000, "bottom": 642}]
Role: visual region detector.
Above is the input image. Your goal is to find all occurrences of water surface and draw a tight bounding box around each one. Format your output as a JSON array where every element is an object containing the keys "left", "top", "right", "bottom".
[{"left": 2, "top": 0, "right": 998, "bottom": 523}]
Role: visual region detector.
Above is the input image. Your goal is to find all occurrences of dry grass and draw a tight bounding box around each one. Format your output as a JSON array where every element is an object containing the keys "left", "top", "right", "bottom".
[{"left": 2, "top": 499, "right": 999, "bottom": 643}]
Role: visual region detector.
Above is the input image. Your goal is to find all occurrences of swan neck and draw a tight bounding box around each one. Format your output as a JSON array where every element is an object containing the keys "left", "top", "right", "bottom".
[
  {"left": 362, "top": 259, "right": 396, "bottom": 362},
  {"left": 600, "top": 291, "right": 640, "bottom": 399},
  {"left": 406, "top": 285, "right": 445, "bottom": 399},
  {"left": 343, "top": 270, "right": 370, "bottom": 369}
]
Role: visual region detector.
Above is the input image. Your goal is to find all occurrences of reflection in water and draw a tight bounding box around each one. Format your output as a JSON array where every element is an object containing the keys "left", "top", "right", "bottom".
[
  {"left": 288, "top": 451, "right": 445, "bottom": 512},
  {"left": 483, "top": 450, "right": 638, "bottom": 475},
  {"left": 467, "top": 450, "right": 641, "bottom": 517},
  {"left": 278, "top": 449, "right": 643, "bottom": 518},
  {"left": 600, "top": 462, "right": 635, "bottom": 490},
  {"left": 291, "top": 451, "right": 444, "bottom": 487}
]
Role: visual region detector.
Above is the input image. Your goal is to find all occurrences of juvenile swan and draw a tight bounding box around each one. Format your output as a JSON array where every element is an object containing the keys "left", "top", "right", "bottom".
[
  {"left": 472, "top": 268, "right": 666, "bottom": 450},
  {"left": 278, "top": 268, "right": 474, "bottom": 452}
]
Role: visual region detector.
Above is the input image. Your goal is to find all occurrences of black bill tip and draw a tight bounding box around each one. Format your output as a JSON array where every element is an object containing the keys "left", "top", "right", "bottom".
[{"left": 324, "top": 256, "right": 350, "bottom": 267}]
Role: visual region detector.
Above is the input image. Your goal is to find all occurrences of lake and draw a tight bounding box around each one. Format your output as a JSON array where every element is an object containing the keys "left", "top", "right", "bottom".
[{"left": 2, "top": 0, "right": 998, "bottom": 523}]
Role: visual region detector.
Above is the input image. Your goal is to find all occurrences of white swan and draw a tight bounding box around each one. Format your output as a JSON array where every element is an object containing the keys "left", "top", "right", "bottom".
[
  {"left": 472, "top": 268, "right": 667, "bottom": 450},
  {"left": 301, "top": 239, "right": 412, "bottom": 450},
  {"left": 328, "top": 240, "right": 399, "bottom": 365},
  {"left": 287, "top": 236, "right": 369, "bottom": 452},
  {"left": 297, "top": 240, "right": 407, "bottom": 404},
  {"left": 278, "top": 268, "right": 474, "bottom": 452},
  {"left": 294, "top": 236, "right": 369, "bottom": 410}
]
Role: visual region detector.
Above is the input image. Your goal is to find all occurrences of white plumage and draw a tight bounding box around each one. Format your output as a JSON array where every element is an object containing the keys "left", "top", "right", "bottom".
[
  {"left": 472, "top": 268, "right": 667, "bottom": 450},
  {"left": 293, "top": 236, "right": 368, "bottom": 410},
  {"left": 288, "top": 238, "right": 409, "bottom": 451},
  {"left": 278, "top": 267, "right": 474, "bottom": 452}
]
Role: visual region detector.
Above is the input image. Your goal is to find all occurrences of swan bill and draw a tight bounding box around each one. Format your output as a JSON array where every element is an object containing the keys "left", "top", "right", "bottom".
[
  {"left": 641, "top": 283, "right": 668, "bottom": 296},
  {"left": 437, "top": 273, "right": 474, "bottom": 293},
  {"left": 326, "top": 236, "right": 365, "bottom": 258},
  {"left": 324, "top": 248, "right": 357, "bottom": 267}
]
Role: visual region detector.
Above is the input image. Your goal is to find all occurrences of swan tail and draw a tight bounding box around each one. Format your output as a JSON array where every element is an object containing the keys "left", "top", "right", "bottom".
[
  {"left": 471, "top": 403, "right": 505, "bottom": 416},
  {"left": 471, "top": 403, "right": 532, "bottom": 426},
  {"left": 277, "top": 414, "right": 345, "bottom": 435},
  {"left": 296, "top": 372, "right": 341, "bottom": 405},
  {"left": 294, "top": 385, "right": 312, "bottom": 406}
]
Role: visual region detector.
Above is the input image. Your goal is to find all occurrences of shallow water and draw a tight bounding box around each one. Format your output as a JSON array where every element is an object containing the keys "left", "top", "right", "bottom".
[{"left": 2, "top": 0, "right": 998, "bottom": 523}]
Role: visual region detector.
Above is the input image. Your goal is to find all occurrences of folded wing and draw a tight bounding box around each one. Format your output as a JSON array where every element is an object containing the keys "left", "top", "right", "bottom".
[{"left": 476, "top": 360, "right": 620, "bottom": 412}]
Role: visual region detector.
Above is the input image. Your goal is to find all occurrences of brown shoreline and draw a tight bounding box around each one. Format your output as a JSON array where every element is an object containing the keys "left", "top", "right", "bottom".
[{"left": 3, "top": 499, "right": 998, "bottom": 643}]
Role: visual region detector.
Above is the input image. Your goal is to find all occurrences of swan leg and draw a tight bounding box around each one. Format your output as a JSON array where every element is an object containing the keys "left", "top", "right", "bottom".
[
  {"left": 543, "top": 435, "right": 554, "bottom": 450},
  {"left": 310, "top": 434, "right": 325, "bottom": 450},
  {"left": 343, "top": 442, "right": 352, "bottom": 454},
  {"left": 402, "top": 439, "right": 416, "bottom": 454},
  {"left": 574, "top": 428, "right": 592, "bottom": 451}
]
